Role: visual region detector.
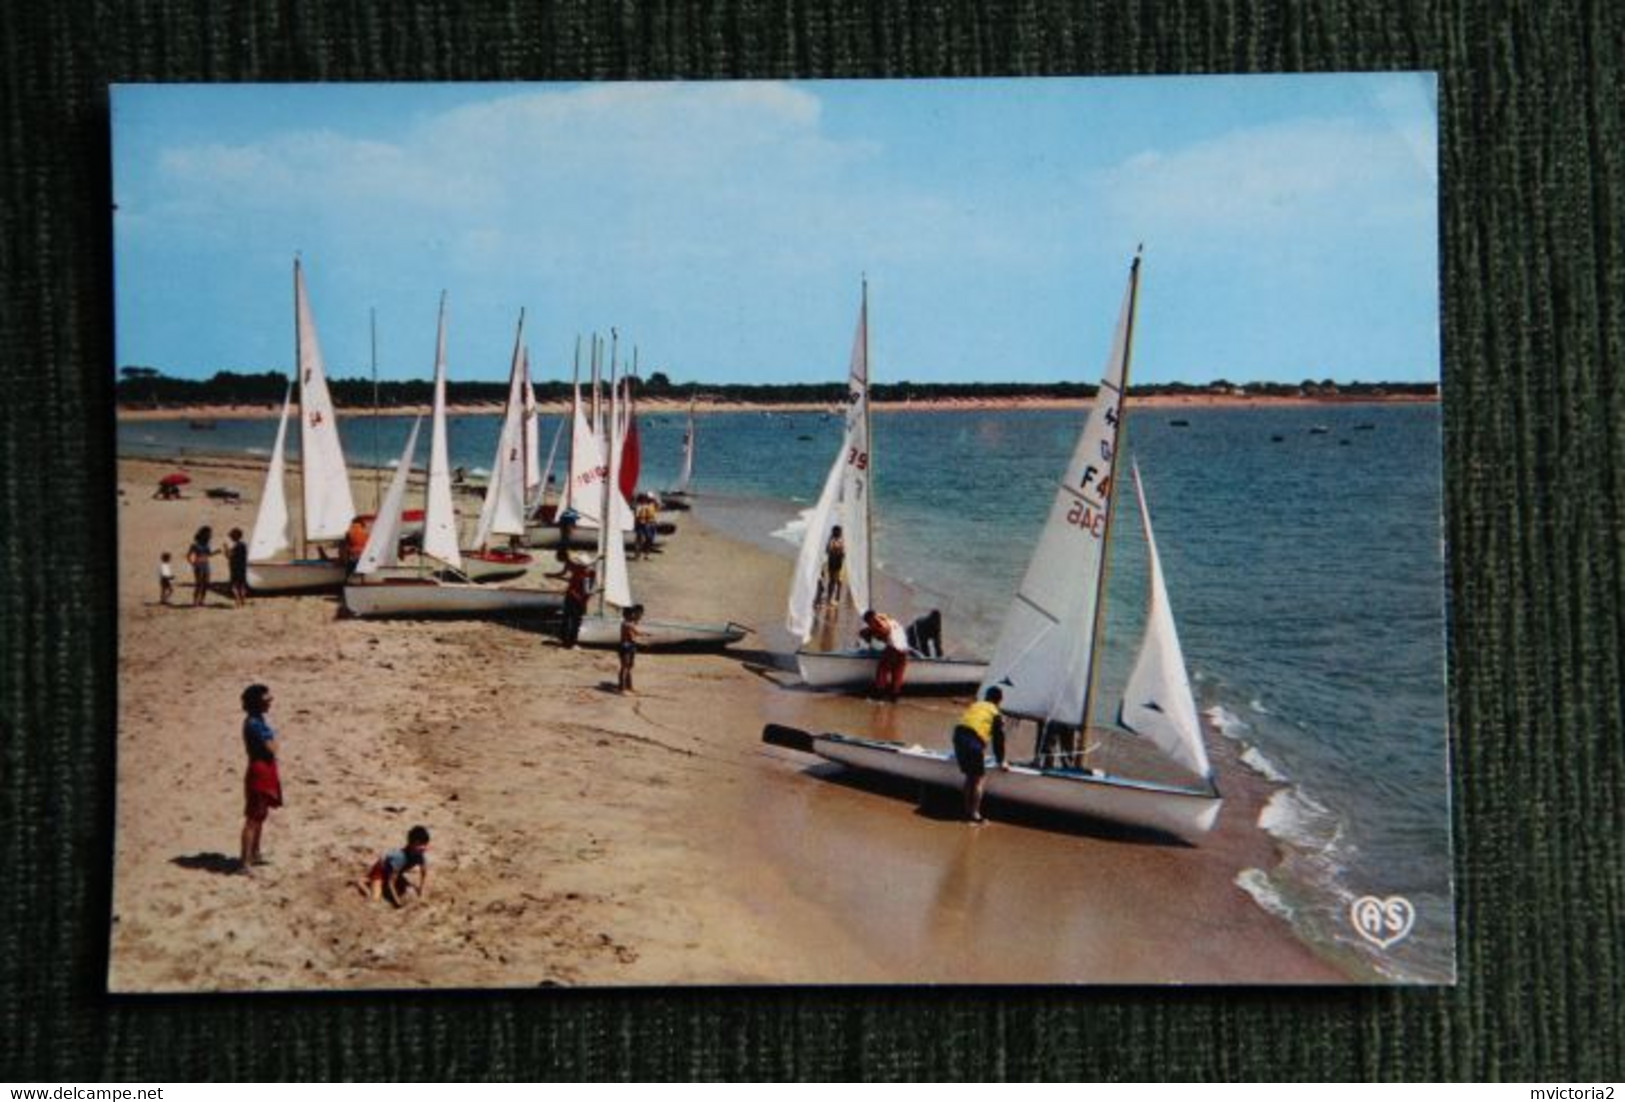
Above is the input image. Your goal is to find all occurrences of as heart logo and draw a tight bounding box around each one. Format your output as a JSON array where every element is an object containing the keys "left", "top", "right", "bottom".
[{"left": 1349, "top": 895, "right": 1415, "bottom": 949}]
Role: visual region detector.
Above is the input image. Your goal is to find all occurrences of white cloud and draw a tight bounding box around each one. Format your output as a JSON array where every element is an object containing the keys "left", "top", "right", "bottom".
[{"left": 1097, "top": 116, "right": 1435, "bottom": 244}]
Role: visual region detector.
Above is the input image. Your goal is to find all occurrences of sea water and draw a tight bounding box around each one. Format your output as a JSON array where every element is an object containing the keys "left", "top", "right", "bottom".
[{"left": 119, "top": 402, "right": 1453, "bottom": 982}]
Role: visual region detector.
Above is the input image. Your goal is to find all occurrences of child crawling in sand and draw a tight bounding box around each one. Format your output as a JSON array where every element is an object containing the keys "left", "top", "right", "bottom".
[{"left": 357, "top": 825, "right": 432, "bottom": 905}]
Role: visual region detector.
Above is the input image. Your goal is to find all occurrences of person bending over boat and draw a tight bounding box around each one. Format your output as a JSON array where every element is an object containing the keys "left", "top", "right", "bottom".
[
  {"left": 953, "top": 686, "right": 1008, "bottom": 824},
  {"left": 238, "top": 683, "right": 282, "bottom": 872},
  {"left": 860, "top": 608, "right": 910, "bottom": 700},
  {"left": 906, "top": 609, "right": 943, "bottom": 658}
]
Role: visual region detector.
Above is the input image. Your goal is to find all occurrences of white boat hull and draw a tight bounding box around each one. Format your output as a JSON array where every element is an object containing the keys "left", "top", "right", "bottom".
[
  {"left": 343, "top": 578, "right": 562, "bottom": 618},
  {"left": 575, "top": 615, "right": 748, "bottom": 650},
  {"left": 808, "top": 732, "right": 1221, "bottom": 840},
  {"left": 523, "top": 520, "right": 678, "bottom": 550},
  {"left": 795, "top": 648, "right": 988, "bottom": 691},
  {"left": 247, "top": 559, "right": 348, "bottom": 593}
]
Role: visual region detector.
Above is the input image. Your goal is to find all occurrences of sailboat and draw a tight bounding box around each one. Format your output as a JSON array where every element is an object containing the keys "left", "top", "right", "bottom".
[
  {"left": 572, "top": 361, "right": 748, "bottom": 650},
  {"left": 342, "top": 300, "right": 563, "bottom": 619},
  {"left": 459, "top": 327, "right": 536, "bottom": 580},
  {"left": 788, "top": 282, "right": 989, "bottom": 691},
  {"left": 246, "top": 260, "right": 357, "bottom": 593},
  {"left": 764, "top": 253, "right": 1223, "bottom": 840},
  {"left": 660, "top": 397, "right": 696, "bottom": 510}
]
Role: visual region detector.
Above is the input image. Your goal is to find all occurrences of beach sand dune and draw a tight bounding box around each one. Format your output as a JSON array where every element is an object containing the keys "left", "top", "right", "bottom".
[{"left": 111, "top": 456, "right": 1345, "bottom": 989}]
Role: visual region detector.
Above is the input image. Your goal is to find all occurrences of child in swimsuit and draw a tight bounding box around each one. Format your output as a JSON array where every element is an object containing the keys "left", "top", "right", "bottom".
[
  {"left": 358, "top": 825, "right": 432, "bottom": 905},
  {"left": 618, "top": 603, "right": 646, "bottom": 694}
]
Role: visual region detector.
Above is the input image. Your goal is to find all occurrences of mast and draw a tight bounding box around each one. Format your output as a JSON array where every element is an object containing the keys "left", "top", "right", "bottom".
[
  {"left": 597, "top": 350, "right": 617, "bottom": 617},
  {"left": 370, "top": 306, "right": 381, "bottom": 511},
  {"left": 293, "top": 258, "right": 305, "bottom": 559},
  {"left": 861, "top": 276, "right": 875, "bottom": 608},
  {"left": 1077, "top": 247, "right": 1143, "bottom": 749}
]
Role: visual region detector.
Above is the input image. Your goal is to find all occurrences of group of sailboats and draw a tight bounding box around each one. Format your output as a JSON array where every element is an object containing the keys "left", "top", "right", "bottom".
[
  {"left": 341, "top": 299, "right": 563, "bottom": 618},
  {"left": 767, "top": 252, "right": 1224, "bottom": 840},
  {"left": 243, "top": 259, "right": 736, "bottom": 643}
]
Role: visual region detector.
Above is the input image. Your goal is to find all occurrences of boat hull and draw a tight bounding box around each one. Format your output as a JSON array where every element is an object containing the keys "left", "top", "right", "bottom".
[
  {"left": 575, "top": 615, "right": 748, "bottom": 650},
  {"left": 809, "top": 732, "right": 1221, "bottom": 840},
  {"left": 343, "top": 578, "right": 562, "bottom": 618},
  {"left": 795, "top": 648, "right": 988, "bottom": 692},
  {"left": 522, "top": 521, "right": 677, "bottom": 550},
  {"left": 247, "top": 559, "right": 349, "bottom": 593}
]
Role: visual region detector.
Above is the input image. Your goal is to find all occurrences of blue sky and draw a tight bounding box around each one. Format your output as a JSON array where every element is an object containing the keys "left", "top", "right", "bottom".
[{"left": 112, "top": 76, "right": 1438, "bottom": 387}]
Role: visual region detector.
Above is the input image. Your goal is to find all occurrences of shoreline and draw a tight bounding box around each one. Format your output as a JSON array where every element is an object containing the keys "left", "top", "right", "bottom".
[
  {"left": 118, "top": 392, "right": 1439, "bottom": 423},
  {"left": 111, "top": 452, "right": 1351, "bottom": 989}
]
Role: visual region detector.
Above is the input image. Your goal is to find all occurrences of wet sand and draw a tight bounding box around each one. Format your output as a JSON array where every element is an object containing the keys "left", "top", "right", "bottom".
[{"left": 111, "top": 454, "right": 1347, "bottom": 989}]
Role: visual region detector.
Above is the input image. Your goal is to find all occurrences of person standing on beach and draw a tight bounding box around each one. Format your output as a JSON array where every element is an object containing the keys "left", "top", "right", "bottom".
[
  {"left": 549, "top": 549, "right": 596, "bottom": 648},
  {"left": 158, "top": 551, "right": 175, "bottom": 605},
  {"left": 860, "top": 608, "right": 910, "bottom": 699},
  {"left": 225, "top": 527, "right": 250, "bottom": 608},
  {"left": 617, "top": 603, "right": 646, "bottom": 693},
  {"left": 816, "top": 526, "right": 847, "bottom": 610},
  {"left": 953, "top": 686, "right": 1008, "bottom": 823},
  {"left": 187, "top": 526, "right": 217, "bottom": 607},
  {"left": 238, "top": 683, "right": 282, "bottom": 872},
  {"left": 633, "top": 495, "right": 659, "bottom": 559}
]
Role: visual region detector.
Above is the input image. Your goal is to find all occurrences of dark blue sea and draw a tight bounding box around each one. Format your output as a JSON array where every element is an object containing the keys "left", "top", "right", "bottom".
[{"left": 120, "top": 401, "right": 1453, "bottom": 982}]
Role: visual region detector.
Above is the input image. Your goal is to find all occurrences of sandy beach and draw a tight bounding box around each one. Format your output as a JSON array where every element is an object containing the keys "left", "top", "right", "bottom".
[{"left": 111, "top": 453, "right": 1349, "bottom": 990}]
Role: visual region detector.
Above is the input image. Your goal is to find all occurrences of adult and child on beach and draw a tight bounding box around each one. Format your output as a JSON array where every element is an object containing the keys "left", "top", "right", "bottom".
[
  {"left": 238, "top": 680, "right": 433, "bottom": 902},
  {"left": 175, "top": 525, "right": 249, "bottom": 608}
]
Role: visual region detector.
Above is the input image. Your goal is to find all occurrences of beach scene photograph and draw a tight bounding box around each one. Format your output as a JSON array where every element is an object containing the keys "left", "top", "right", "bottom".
[{"left": 110, "top": 75, "right": 1449, "bottom": 989}]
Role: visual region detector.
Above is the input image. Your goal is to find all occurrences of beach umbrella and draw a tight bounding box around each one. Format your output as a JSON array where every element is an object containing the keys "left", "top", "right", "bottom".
[{"left": 159, "top": 472, "right": 191, "bottom": 487}]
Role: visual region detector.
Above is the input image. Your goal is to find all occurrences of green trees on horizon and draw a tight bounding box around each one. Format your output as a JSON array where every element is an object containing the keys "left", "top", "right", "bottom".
[{"left": 115, "top": 366, "right": 1439, "bottom": 408}]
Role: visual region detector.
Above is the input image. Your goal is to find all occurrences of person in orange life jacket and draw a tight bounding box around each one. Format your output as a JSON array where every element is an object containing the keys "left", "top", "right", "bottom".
[{"left": 953, "top": 686, "right": 1008, "bottom": 823}]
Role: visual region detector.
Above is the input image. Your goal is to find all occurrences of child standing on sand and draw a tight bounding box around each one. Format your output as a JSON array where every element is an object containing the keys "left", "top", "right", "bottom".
[
  {"left": 618, "top": 603, "right": 646, "bottom": 693},
  {"left": 158, "top": 552, "right": 175, "bottom": 605},
  {"left": 357, "top": 825, "right": 432, "bottom": 905},
  {"left": 225, "top": 527, "right": 250, "bottom": 608}
]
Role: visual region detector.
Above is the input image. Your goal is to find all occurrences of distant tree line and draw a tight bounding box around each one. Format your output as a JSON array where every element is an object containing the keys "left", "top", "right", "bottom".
[{"left": 116, "top": 366, "right": 1439, "bottom": 408}]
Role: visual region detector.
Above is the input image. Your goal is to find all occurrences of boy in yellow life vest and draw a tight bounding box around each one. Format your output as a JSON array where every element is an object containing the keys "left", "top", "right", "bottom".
[{"left": 952, "top": 686, "right": 1008, "bottom": 823}]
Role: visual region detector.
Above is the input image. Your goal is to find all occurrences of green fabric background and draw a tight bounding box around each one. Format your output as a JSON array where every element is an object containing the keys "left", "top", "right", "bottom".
[{"left": 2, "top": 0, "right": 1621, "bottom": 1081}]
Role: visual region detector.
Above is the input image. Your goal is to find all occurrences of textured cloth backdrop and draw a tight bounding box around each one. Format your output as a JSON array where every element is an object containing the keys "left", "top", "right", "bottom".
[{"left": 1, "top": 0, "right": 1621, "bottom": 1081}]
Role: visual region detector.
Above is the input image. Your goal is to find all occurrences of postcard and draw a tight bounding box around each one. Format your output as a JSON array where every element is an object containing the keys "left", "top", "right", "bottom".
[{"left": 111, "top": 75, "right": 1449, "bottom": 988}]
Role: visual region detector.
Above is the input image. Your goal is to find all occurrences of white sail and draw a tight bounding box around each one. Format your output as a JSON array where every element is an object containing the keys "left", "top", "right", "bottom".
[
  {"left": 248, "top": 382, "right": 295, "bottom": 561},
  {"left": 982, "top": 254, "right": 1140, "bottom": 725},
  {"left": 674, "top": 401, "right": 695, "bottom": 493},
  {"left": 786, "top": 449, "right": 847, "bottom": 642},
  {"left": 538, "top": 416, "right": 564, "bottom": 511},
  {"left": 599, "top": 372, "right": 633, "bottom": 609},
  {"left": 353, "top": 418, "right": 422, "bottom": 576},
  {"left": 293, "top": 260, "right": 356, "bottom": 542},
  {"left": 474, "top": 315, "right": 529, "bottom": 546},
  {"left": 523, "top": 349, "right": 542, "bottom": 506},
  {"left": 676, "top": 409, "right": 696, "bottom": 493},
  {"left": 422, "top": 294, "right": 462, "bottom": 570},
  {"left": 1121, "top": 463, "right": 1213, "bottom": 781},
  {"left": 786, "top": 288, "right": 872, "bottom": 641},
  {"left": 566, "top": 383, "right": 608, "bottom": 526}
]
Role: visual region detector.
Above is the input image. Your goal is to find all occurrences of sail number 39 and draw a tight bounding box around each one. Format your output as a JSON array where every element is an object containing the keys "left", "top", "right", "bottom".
[{"left": 846, "top": 448, "right": 869, "bottom": 471}]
